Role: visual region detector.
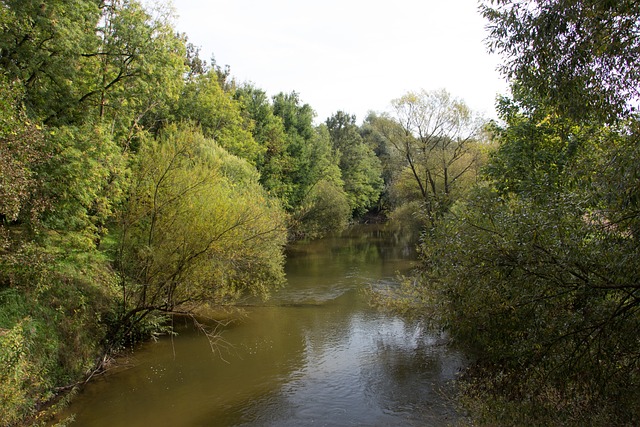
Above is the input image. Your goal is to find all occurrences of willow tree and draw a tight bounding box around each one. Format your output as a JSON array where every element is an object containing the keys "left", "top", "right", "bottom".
[{"left": 114, "top": 125, "right": 287, "bottom": 345}]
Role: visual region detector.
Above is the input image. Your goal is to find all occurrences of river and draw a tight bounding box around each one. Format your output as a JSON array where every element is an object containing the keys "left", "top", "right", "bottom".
[{"left": 58, "top": 224, "right": 466, "bottom": 426}]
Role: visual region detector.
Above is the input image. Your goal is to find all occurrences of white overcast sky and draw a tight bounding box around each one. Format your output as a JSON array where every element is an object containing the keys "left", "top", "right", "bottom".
[{"left": 169, "top": 0, "right": 509, "bottom": 124}]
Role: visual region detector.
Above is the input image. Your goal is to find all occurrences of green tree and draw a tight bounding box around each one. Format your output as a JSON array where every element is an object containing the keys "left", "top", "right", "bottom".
[
  {"left": 481, "top": 0, "right": 640, "bottom": 123},
  {"left": 394, "top": 2, "right": 640, "bottom": 423},
  {"left": 326, "top": 111, "right": 383, "bottom": 216},
  {"left": 379, "top": 89, "right": 485, "bottom": 226},
  {"left": 234, "top": 84, "right": 291, "bottom": 198},
  {"left": 85, "top": 0, "right": 186, "bottom": 142},
  {"left": 415, "top": 122, "right": 640, "bottom": 423},
  {"left": 271, "top": 91, "right": 317, "bottom": 210},
  {"left": 175, "top": 71, "right": 263, "bottom": 163},
  {"left": 270, "top": 92, "right": 351, "bottom": 236},
  {"left": 291, "top": 125, "right": 350, "bottom": 238},
  {"left": 114, "top": 125, "right": 287, "bottom": 344},
  {"left": 0, "top": 0, "right": 101, "bottom": 123},
  {"left": 37, "top": 124, "right": 126, "bottom": 249}
]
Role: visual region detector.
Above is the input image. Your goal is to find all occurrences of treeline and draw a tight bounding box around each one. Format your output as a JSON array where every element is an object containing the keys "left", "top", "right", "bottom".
[
  {"left": 0, "top": 1, "right": 492, "bottom": 424},
  {"left": 380, "top": 0, "right": 640, "bottom": 425}
]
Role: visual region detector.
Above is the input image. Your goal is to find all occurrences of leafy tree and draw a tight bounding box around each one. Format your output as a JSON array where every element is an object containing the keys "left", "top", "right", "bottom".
[
  {"left": 0, "top": 0, "right": 101, "bottom": 123},
  {"left": 360, "top": 113, "right": 409, "bottom": 210},
  {"left": 175, "top": 71, "right": 263, "bottom": 163},
  {"left": 85, "top": 0, "right": 186, "bottom": 142},
  {"left": 114, "top": 125, "right": 287, "bottom": 344},
  {"left": 376, "top": 89, "right": 485, "bottom": 226},
  {"left": 414, "top": 119, "right": 640, "bottom": 423},
  {"left": 270, "top": 91, "right": 317, "bottom": 210},
  {"left": 481, "top": 0, "right": 640, "bottom": 123},
  {"left": 326, "top": 111, "right": 383, "bottom": 216},
  {"left": 234, "top": 84, "right": 290, "bottom": 197},
  {"left": 290, "top": 125, "right": 350, "bottom": 238},
  {"left": 37, "top": 124, "right": 126, "bottom": 248}
]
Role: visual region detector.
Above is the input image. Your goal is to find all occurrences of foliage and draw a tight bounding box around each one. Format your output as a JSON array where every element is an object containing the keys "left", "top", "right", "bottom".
[
  {"left": 271, "top": 91, "right": 318, "bottom": 211},
  {"left": 0, "top": 0, "right": 288, "bottom": 422},
  {"left": 368, "top": 90, "right": 485, "bottom": 226},
  {"left": 368, "top": 3, "right": 640, "bottom": 424},
  {"left": 292, "top": 179, "right": 351, "bottom": 240},
  {"left": 234, "top": 84, "right": 292, "bottom": 199},
  {"left": 0, "top": 76, "right": 47, "bottom": 224},
  {"left": 393, "top": 12, "right": 640, "bottom": 420},
  {"left": 326, "top": 111, "right": 384, "bottom": 216},
  {"left": 88, "top": 0, "right": 186, "bottom": 140},
  {"left": 481, "top": 0, "right": 640, "bottom": 123},
  {"left": 175, "top": 72, "right": 263, "bottom": 163},
  {"left": 0, "top": 248, "right": 117, "bottom": 426},
  {"left": 37, "top": 124, "right": 126, "bottom": 248},
  {"left": 0, "top": 0, "right": 101, "bottom": 123},
  {"left": 113, "top": 125, "right": 287, "bottom": 345},
  {"left": 417, "top": 175, "right": 640, "bottom": 424}
]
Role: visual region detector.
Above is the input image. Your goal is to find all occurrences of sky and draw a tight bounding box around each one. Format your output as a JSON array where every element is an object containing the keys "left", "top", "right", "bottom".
[{"left": 170, "top": 0, "right": 509, "bottom": 124}]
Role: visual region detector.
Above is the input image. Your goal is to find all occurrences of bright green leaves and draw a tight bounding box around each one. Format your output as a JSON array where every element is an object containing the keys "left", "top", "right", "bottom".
[
  {"left": 39, "top": 125, "right": 125, "bottom": 245},
  {"left": 175, "top": 72, "right": 263, "bottom": 163},
  {"left": 86, "top": 0, "right": 186, "bottom": 140},
  {"left": 119, "top": 125, "right": 286, "bottom": 312},
  {"left": 326, "top": 111, "right": 383, "bottom": 217},
  {"left": 0, "top": 0, "right": 102, "bottom": 123}
]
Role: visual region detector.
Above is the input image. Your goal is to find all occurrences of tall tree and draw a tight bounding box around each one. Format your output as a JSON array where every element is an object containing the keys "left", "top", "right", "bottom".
[
  {"left": 175, "top": 71, "right": 263, "bottom": 163},
  {"left": 86, "top": 0, "right": 186, "bottom": 142},
  {"left": 326, "top": 111, "right": 383, "bottom": 216},
  {"left": 115, "top": 125, "right": 287, "bottom": 345},
  {"left": 394, "top": 2, "right": 640, "bottom": 424},
  {"left": 386, "top": 89, "right": 485, "bottom": 224},
  {"left": 481, "top": 0, "right": 640, "bottom": 123},
  {"left": 234, "top": 84, "right": 291, "bottom": 199},
  {"left": 271, "top": 91, "right": 319, "bottom": 210},
  {"left": 0, "top": 0, "right": 101, "bottom": 123}
]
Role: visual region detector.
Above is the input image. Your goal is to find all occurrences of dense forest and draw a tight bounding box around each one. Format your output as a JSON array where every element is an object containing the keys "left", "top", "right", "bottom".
[{"left": 0, "top": 0, "right": 638, "bottom": 425}]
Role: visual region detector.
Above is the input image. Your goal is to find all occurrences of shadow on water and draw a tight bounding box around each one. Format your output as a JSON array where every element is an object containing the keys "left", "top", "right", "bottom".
[{"left": 55, "top": 223, "right": 467, "bottom": 426}]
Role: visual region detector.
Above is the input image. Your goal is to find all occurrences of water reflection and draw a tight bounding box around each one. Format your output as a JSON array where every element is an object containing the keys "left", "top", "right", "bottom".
[{"left": 58, "top": 224, "right": 465, "bottom": 426}]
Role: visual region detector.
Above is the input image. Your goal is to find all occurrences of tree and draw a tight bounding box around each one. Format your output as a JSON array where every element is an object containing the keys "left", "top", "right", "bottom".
[
  {"left": 85, "top": 0, "right": 186, "bottom": 142},
  {"left": 175, "top": 71, "right": 263, "bottom": 163},
  {"left": 0, "top": 0, "right": 186, "bottom": 139},
  {"left": 0, "top": 0, "right": 101, "bottom": 123},
  {"left": 383, "top": 89, "right": 485, "bottom": 225},
  {"left": 234, "top": 84, "right": 290, "bottom": 197},
  {"left": 270, "top": 91, "right": 317, "bottom": 210},
  {"left": 481, "top": 0, "right": 640, "bottom": 123},
  {"left": 114, "top": 125, "right": 287, "bottom": 344},
  {"left": 291, "top": 125, "right": 350, "bottom": 238},
  {"left": 326, "top": 111, "right": 383, "bottom": 216},
  {"left": 394, "top": 2, "right": 640, "bottom": 423}
]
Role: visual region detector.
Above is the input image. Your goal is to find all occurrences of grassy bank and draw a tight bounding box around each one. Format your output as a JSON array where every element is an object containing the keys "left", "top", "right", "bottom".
[{"left": 0, "top": 238, "right": 120, "bottom": 426}]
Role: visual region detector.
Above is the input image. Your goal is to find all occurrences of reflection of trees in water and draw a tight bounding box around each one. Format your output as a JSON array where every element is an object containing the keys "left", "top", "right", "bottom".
[{"left": 361, "top": 319, "right": 467, "bottom": 424}]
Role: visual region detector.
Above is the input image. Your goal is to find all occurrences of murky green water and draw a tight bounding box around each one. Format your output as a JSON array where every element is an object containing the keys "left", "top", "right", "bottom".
[{"left": 59, "top": 224, "right": 466, "bottom": 426}]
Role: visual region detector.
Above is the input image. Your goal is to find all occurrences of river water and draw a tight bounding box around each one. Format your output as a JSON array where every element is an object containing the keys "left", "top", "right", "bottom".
[{"left": 59, "top": 224, "right": 466, "bottom": 426}]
